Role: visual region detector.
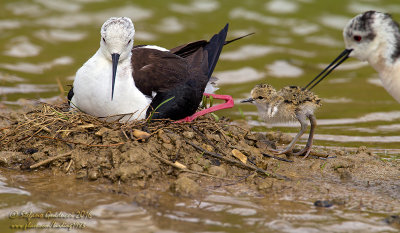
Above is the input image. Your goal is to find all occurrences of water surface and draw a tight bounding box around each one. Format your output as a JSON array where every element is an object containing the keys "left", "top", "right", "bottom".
[{"left": 1, "top": 0, "right": 400, "bottom": 232}]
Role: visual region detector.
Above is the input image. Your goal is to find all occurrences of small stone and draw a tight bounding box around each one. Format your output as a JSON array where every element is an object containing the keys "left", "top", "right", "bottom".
[
  {"left": 183, "top": 131, "right": 195, "bottom": 139},
  {"left": 314, "top": 200, "right": 333, "bottom": 208},
  {"left": 95, "top": 127, "right": 110, "bottom": 136},
  {"left": 158, "top": 130, "right": 171, "bottom": 143},
  {"left": 279, "top": 133, "right": 293, "bottom": 144},
  {"left": 162, "top": 143, "right": 174, "bottom": 151},
  {"left": 132, "top": 129, "right": 151, "bottom": 141},
  {"left": 383, "top": 215, "right": 400, "bottom": 225},
  {"left": 171, "top": 177, "right": 200, "bottom": 197},
  {"left": 76, "top": 170, "right": 87, "bottom": 179},
  {"left": 88, "top": 170, "right": 99, "bottom": 181},
  {"left": 202, "top": 144, "right": 214, "bottom": 152},
  {"left": 208, "top": 166, "right": 226, "bottom": 177},
  {"left": 257, "top": 179, "right": 274, "bottom": 191},
  {"left": 190, "top": 164, "right": 203, "bottom": 172},
  {"left": 309, "top": 161, "right": 321, "bottom": 171},
  {"left": 31, "top": 152, "right": 46, "bottom": 162},
  {"left": 197, "top": 158, "right": 211, "bottom": 169},
  {"left": 24, "top": 148, "right": 38, "bottom": 155},
  {"left": 357, "top": 146, "right": 368, "bottom": 153},
  {"left": 0, "top": 151, "right": 24, "bottom": 166}
]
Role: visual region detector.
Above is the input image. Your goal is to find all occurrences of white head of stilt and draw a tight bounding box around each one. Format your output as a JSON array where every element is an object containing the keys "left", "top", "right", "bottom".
[
  {"left": 71, "top": 17, "right": 152, "bottom": 122},
  {"left": 100, "top": 17, "right": 135, "bottom": 62},
  {"left": 343, "top": 11, "right": 400, "bottom": 103},
  {"left": 343, "top": 11, "right": 400, "bottom": 68}
]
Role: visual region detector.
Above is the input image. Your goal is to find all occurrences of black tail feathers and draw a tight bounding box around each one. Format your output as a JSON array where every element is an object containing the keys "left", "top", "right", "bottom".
[{"left": 204, "top": 24, "right": 229, "bottom": 78}]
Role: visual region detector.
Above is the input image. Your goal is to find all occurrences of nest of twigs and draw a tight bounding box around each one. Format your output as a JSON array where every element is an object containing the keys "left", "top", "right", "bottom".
[{"left": 0, "top": 102, "right": 291, "bottom": 193}]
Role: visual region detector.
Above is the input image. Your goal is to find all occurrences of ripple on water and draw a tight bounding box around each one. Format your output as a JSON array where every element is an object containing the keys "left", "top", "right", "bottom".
[
  {"left": 323, "top": 97, "right": 353, "bottom": 103},
  {"left": 327, "top": 77, "right": 352, "bottom": 84},
  {"left": 170, "top": 0, "right": 219, "bottom": 14},
  {"left": 4, "top": 36, "right": 42, "bottom": 57},
  {"left": 367, "top": 77, "right": 383, "bottom": 87},
  {"left": 220, "top": 45, "right": 279, "bottom": 61},
  {"left": 0, "top": 84, "right": 57, "bottom": 95},
  {"left": 135, "top": 31, "right": 157, "bottom": 41},
  {"left": 226, "top": 208, "right": 257, "bottom": 216},
  {"left": 6, "top": 2, "right": 47, "bottom": 17},
  {"left": 0, "top": 72, "right": 25, "bottom": 82},
  {"left": 35, "top": 0, "right": 81, "bottom": 13},
  {"left": 156, "top": 17, "right": 185, "bottom": 33},
  {"left": 0, "top": 20, "right": 21, "bottom": 31},
  {"left": 257, "top": 111, "right": 400, "bottom": 127},
  {"left": 246, "top": 110, "right": 400, "bottom": 142},
  {"left": 319, "top": 14, "right": 350, "bottom": 30},
  {"left": 221, "top": 45, "right": 315, "bottom": 61},
  {"left": 88, "top": 202, "right": 159, "bottom": 232},
  {"left": 346, "top": 123, "right": 400, "bottom": 134},
  {"left": 323, "top": 221, "right": 397, "bottom": 233},
  {"left": 347, "top": 2, "right": 387, "bottom": 14},
  {"left": 266, "top": 60, "right": 304, "bottom": 78},
  {"left": 34, "top": 29, "right": 87, "bottom": 42},
  {"left": 317, "top": 60, "right": 368, "bottom": 71},
  {"left": 0, "top": 176, "right": 30, "bottom": 196},
  {"left": 230, "top": 7, "right": 281, "bottom": 26},
  {"left": 35, "top": 5, "right": 152, "bottom": 28},
  {"left": 305, "top": 35, "right": 342, "bottom": 47},
  {"left": 0, "top": 56, "right": 73, "bottom": 74},
  {"left": 265, "top": 0, "right": 299, "bottom": 14},
  {"left": 291, "top": 22, "right": 319, "bottom": 35},
  {"left": 214, "top": 67, "right": 265, "bottom": 85}
]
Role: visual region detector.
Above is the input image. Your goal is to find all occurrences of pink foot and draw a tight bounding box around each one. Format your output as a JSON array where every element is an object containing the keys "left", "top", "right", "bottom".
[{"left": 175, "top": 93, "right": 234, "bottom": 123}]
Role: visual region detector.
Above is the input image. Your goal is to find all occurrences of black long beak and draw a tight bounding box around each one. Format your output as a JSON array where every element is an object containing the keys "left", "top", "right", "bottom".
[
  {"left": 303, "top": 49, "right": 353, "bottom": 91},
  {"left": 111, "top": 53, "right": 120, "bottom": 100},
  {"left": 241, "top": 98, "right": 254, "bottom": 103}
]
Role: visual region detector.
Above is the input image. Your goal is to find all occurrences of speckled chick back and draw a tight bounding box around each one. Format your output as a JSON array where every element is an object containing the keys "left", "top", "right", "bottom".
[
  {"left": 278, "top": 86, "right": 322, "bottom": 107},
  {"left": 249, "top": 84, "right": 321, "bottom": 123}
]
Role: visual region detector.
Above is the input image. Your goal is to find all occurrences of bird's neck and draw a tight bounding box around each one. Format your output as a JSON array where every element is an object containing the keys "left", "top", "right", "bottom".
[
  {"left": 375, "top": 58, "right": 400, "bottom": 103},
  {"left": 368, "top": 29, "right": 400, "bottom": 72}
]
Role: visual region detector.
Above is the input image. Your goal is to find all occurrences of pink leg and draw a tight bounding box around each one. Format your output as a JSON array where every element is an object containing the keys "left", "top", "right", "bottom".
[{"left": 175, "top": 93, "right": 234, "bottom": 122}]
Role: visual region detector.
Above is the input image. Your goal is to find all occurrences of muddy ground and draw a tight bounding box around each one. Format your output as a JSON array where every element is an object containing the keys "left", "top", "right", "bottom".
[{"left": 0, "top": 102, "right": 399, "bottom": 216}]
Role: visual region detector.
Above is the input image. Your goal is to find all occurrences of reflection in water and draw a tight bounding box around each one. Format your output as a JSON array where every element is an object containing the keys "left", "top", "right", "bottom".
[
  {"left": 156, "top": 17, "right": 185, "bottom": 33},
  {"left": 0, "top": 57, "right": 73, "bottom": 74},
  {"left": 170, "top": 0, "right": 220, "bottom": 14},
  {"left": 4, "top": 37, "right": 41, "bottom": 57},
  {"left": 246, "top": 111, "right": 400, "bottom": 126},
  {"left": 0, "top": 84, "right": 57, "bottom": 95},
  {"left": 34, "top": 29, "right": 87, "bottom": 42},
  {"left": 266, "top": 60, "right": 303, "bottom": 78},
  {"left": 0, "top": 175, "right": 30, "bottom": 196},
  {"left": 265, "top": 0, "right": 299, "bottom": 14},
  {"left": 319, "top": 14, "right": 350, "bottom": 30},
  {"left": 215, "top": 67, "right": 265, "bottom": 84}
]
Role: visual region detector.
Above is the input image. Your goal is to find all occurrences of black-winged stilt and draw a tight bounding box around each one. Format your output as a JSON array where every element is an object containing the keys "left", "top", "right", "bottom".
[
  {"left": 68, "top": 17, "right": 242, "bottom": 122},
  {"left": 304, "top": 11, "right": 400, "bottom": 105}
]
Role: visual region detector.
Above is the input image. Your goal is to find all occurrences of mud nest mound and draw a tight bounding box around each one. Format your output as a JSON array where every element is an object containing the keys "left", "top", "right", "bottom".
[{"left": 0, "top": 103, "right": 297, "bottom": 194}]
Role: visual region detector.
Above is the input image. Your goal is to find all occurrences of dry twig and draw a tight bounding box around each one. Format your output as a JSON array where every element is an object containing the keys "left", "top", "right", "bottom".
[{"left": 30, "top": 151, "right": 73, "bottom": 169}]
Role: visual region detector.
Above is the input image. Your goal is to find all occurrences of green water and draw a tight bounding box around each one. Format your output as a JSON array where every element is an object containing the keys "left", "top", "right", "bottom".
[{"left": 1, "top": 0, "right": 400, "bottom": 232}]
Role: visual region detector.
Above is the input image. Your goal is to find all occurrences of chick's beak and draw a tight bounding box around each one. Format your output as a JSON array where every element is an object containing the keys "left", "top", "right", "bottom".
[{"left": 241, "top": 98, "right": 254, "bottom": 103}]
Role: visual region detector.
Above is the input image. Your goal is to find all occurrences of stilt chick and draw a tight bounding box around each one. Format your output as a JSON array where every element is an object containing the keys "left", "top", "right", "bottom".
[{"left": 241, "top": 84, "right": 321, "bottom": 157}]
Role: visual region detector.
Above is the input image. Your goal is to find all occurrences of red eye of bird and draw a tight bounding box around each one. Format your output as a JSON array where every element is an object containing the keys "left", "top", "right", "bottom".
[{"left": 353, "top": 35, "right": 362, "bottom": 42}]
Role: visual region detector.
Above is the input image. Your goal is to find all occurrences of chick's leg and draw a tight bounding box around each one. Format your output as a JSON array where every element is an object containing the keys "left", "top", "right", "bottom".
[
  {"left": 293, "top": 114, "right": 317, "bottom": 158},
  {"left": 272, "top": 113, "right": 308, "bottom": 155}
]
